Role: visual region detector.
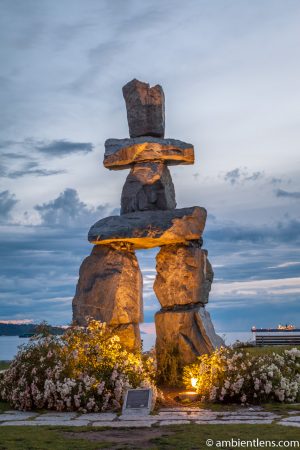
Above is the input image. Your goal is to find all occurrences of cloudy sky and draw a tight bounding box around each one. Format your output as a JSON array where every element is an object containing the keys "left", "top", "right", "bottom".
[{"left": 0, "top": 0, "right": 299, "bottom": 333}]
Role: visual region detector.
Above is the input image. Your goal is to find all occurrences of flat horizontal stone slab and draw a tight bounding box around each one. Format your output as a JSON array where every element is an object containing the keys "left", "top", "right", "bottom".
[
  {"left": 0, "top": 412, "right": 38, "bottom": 421},
  {"left": 279, "top": 421, "right": 300, "bottom": 428},
  {"left": 78, "top": 413, "right": 117, "bottom": 421},
  {"left": 35, "top": 412, "right": 78, "bottom": 420},
  {"left": 280, "top": 416, "right": 300, "bottom": 422},
  {"left": 104, "top": 137, "right": 194, "bottom": 170},
  {"left": 189, "top": 415, "right": 217, "bottom": 421},
  {"left": 0, "top": 420, "right": 92, "bottom": 427},
  {"left": 0, "top": 421, "right": 43, "bottom": 426},
  {"left": 195, "top": 419, "right": 274, "bottom": 425},
  {"left": 217, "top": 415, "right": 276, "bottom": 421},
  {"left": 92, "top": 421, "right": 156, "bottom": 427},
  {"left": 88, "top": 207, "right": 206, "bottom": 250},
  {"left": 35, "top": 416, "right": 77, "bottom": 422},
  {"left": 159, "top": 420, "right": 191, "bottom": 426},
  {"left": 160, "top": 407, "right": 208, "bottom": 412}
]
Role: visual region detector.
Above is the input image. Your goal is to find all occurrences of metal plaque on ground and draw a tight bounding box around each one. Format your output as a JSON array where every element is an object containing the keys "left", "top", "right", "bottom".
[{"left": 122, "top": 388, "right": 153, "bottom": 415}]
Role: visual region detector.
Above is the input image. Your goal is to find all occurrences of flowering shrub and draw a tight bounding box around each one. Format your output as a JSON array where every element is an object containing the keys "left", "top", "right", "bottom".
[
  {"left": 183, "top": 347, "right": 300, "bottom": 404},
  {"left": 0, "top": 321, "right": 156, "bottom": 412}
]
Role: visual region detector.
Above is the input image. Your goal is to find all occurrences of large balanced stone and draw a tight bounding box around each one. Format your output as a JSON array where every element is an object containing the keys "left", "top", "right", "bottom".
[
  {"left": 121, "top": 162, "right": 176, "bottom": 214},
  {"left": 72, "top": 244, "right": 143, "bottom": 327},
  {"left": 154, "top": 244, "right": 213, "bottom": 308},
  {"left": 104, "top": 137, "right": 194, "bottom": 170},
  {"left": 155, "top": 306, "right": 224, "bottom": 367},
  {"left": 122, "top": 79, "right": 165, "bottom": 138},
  {"left": 88, "top": 207, "right": 207, "bottom": 249}
]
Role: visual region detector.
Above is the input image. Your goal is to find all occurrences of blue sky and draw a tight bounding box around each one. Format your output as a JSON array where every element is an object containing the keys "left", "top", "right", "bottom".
[{"left": 0, "top": 0, "right": 299, "bottom": 331}]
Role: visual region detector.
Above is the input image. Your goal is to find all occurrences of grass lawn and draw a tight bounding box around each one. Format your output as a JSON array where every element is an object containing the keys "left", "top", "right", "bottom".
[
  {"left": 0, "top": 361, "right": 10, "bottom": 371},
  {"left": 242, "top": 345, "right": 300, "bottom": 356},
  {"left": 0, "top": 424, "right": 299, "bottom": 450},
  {"left": 0, "top": 401, "right": 10, "bottom": 413}
]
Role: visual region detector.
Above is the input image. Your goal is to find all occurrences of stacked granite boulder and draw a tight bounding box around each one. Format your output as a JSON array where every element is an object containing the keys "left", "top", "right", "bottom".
[{"left": 72, "top": 79, "right": 224, "bottom": 366}]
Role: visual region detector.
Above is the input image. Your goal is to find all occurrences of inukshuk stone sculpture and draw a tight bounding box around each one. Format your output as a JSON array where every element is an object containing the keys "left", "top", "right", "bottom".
[{"left": 72, "top": 79, "right": 224, "bottom": 369}]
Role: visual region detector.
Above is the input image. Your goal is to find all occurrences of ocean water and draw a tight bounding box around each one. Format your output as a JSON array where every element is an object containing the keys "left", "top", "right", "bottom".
[
  {"left": 0, "top": 336, "right": 31, "bottom": 360},
  {"left": 0, "top": 331, "right": 254, "bottom": 360},
  {"left": 142, "top": 331, "right": 254, "bottom": 352}
]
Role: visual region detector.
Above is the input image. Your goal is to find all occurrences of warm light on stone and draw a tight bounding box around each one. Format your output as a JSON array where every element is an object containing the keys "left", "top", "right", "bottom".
[
  {"left": 104, "top": 137, "right": 194, "bottom": 170},
  {"left": 88, "top": 207, "right": 207, "bottom": 250}
]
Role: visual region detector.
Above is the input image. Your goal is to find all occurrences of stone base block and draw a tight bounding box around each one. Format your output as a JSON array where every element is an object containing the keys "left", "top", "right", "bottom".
[
  {"left": 155, "top": 306, "right": 224, "bottom": 369},
  {"left": 72, "top": 245, "right": 143, "bottom": 326}
]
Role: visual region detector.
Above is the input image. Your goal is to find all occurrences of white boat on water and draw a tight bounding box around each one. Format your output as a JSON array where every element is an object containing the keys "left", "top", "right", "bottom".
[{"left": 251, "top": 325, "right": 300, "bottom": 346}]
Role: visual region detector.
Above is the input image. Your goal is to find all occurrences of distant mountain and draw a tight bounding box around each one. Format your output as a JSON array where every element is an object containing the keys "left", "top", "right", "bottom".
[{"left": 0, "top": 323, "right": 65, "bottom": 336}]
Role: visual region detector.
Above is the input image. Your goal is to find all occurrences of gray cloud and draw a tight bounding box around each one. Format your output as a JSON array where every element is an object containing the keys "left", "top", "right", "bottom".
[
  {"left": 275, "top": 189, "right": 300, "bottom": 199},
  {"left": 205, "top": 217, "right": 300, "bottom": 245},
  {"left": 8, "top": 169, "right": 65, "bottom": 178},
  {"left": 244, "top": 171, "right": 263, "bottom": 182},
  {"left": 224, "top": 168, "right": 264, "bottom": 185},
  {"left": 0, "top": 139, "right": 92, "bottom": 178},
  {"left": 224, "top": 168, "right": 240, "bottom": 185},
  {"left": 35, "top": 188, "right": 108, "bottom": 227},
  {"left": 270, "top": 177, "right": 283, "bottom": 185},
  {"left": 0, "top": 138, "right": 94, "bottom": 159},
  {"left": 1, "top": 152, "right": 28, "bottom": 159},
  {"left": 0, "top": 159, "right": 65, "bottom": 179},
  {"left": 0, "top": 190, "right": 18, "bottom": 221},
  {"left": 36, "top": 140, "right": 93, "bottom": 157}
]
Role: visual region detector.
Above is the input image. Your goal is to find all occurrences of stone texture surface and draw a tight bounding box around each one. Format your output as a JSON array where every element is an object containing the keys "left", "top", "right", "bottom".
[
  {"left": 35, "top": 412, "right": 77, "bottom": 420},
  {"left": 72, "top": 244, "right": 143, "bottom": 332},
  {"left": 1, "top": 406, "right": 298, "bottom": 427},
  {"left": 0, "top": 413, "right": 38, "bottom": 421},
  {"left": 122, "top": 79, "right": 165, "bottom": 138},
  {"left": 159, "top": 420, "right": 191, "bottom": 425},
  {"left": 155, "top": 306, "right": 224, "bottom": 367},
  {"left": 92, "top": 421, "right": 156, "bottom": 427},
  {"left": 280, "top": 416, "right": 300, "bottom": 422},
  {"left": 154, "top": 244, "right": 213, "bottom": 308},
  {"left": 104, "top": 137, "right": 194, "bottom": 170},
  {"left": 198, "top": 307, "right": 225, "bottom": 349},
  {"left": 121, "top": 162, "right": 176, "bottom": 214},
  {"left": 279, "top": 421, "right": 300, "bottom": 427},
  {"left": 110, "top": 323, "right": 141, "bottom": 351},
  {"left": 88, "top": 207, "right": 206, "bottom": 249},
  {"left": 196, "top": 419, "right": 274, "bottom": 425},
  {"left": 75, "top": 413, "right": 117, "bottom": 421}
]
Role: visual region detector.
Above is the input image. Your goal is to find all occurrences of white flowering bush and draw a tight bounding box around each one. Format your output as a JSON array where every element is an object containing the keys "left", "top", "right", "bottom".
[
  {"left": 0, "top": 321, "right": 156, "bottom": 412},
  {"left": 183, "top": 347, "right": 300, "bottom": 404}
]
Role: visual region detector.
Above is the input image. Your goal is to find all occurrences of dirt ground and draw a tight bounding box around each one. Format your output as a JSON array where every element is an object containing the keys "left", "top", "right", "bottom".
[{"left": 63, "top": 428, "right": 175, "bottom": 449}]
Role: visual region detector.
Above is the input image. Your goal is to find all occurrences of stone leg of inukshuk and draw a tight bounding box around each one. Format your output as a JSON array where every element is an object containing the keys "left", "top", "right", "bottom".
[
  {"left": 154, "top": 243, "right": 224, "bottom": 371},
  {"left": 72, "top": 243, "right": 143, "bottom": 351}
]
